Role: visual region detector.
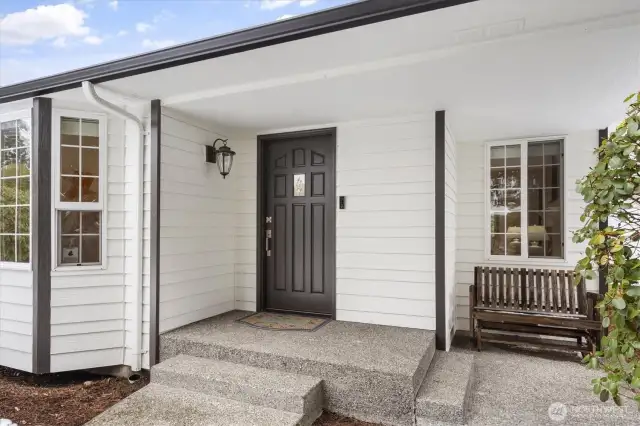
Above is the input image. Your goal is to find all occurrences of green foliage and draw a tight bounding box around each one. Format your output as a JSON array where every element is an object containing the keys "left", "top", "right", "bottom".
[{"left": 575, "top": 92, "right": 640, "bottom": 408}]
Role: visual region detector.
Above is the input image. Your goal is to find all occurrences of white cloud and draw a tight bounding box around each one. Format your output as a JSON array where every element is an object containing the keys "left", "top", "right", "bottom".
[
  {"left": 142, "top": 39, "right": 177, "bottom": 50},
  {"left": 83, "top": 35, "right": 103, "bottom": 45},
  {"left": 0, "top": 4, "right": 90, "bottom": 46},
  {"left": 299, "top": 0, "right": 317, "bottom": 6},
  {"left": 277, "top": 14, "right": 297, "bottom": 20},
  {"left": 117, "top": 30, "right": 128, "bottom": 36},
  {"left": 152, "top": 9, "right": 175, "bottom": 24},
  {"left": 52, "top": 37, "right": 67, "bottom": 48},
  {"left": 136, "top": 22, "right": 152, "bottom": 33},
  {"left": 108, "top": 1, "right": 118, "bottom": 11},
  {"left": 260, "top": 0, "right": 296, "bottom": 10}
]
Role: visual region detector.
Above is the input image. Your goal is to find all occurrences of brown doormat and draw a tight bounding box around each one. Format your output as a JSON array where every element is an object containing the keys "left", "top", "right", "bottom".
[{"left": 237, "top": 312, "right": 330, "bottom": 331}]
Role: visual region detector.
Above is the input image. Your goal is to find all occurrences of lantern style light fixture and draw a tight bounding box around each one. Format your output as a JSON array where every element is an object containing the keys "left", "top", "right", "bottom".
[{"left": 205, "top": 138, "right": 236, "bottom": 178}]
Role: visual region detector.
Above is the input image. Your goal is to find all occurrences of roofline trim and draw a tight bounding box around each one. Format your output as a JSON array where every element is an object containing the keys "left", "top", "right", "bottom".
[{"left": 0, "top": 0, "right": 477, "bottom": 104}]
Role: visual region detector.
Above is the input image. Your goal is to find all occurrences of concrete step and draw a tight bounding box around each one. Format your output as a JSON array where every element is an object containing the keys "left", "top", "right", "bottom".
[
  {"left": 161, "top": 312, "right": 436, "bottom": 426},
  {"left": 152, "top": 354, "right": 323, "bottom": 423},
  {"left": 416, "top": 351, "right": 475, "bottom": 425},
  {"left": 85, "top": 383, "right": 307, "bottom": 426}
]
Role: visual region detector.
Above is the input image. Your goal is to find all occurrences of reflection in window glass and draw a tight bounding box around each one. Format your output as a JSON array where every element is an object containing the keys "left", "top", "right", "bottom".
[
  {"left": 489, "top": 144, "right": 521, "bottom": 256},
  {"left": 59, "top": 210, "right": 101, "bottom": 266},
  {"left": 60, "top": 117, "right": 100, "bottom": 203},
  {"left": 488, "top": 139, "right": 564, "bottom": 259},
  {"left": 0, "top": 117, "right": 31, "bottom": 263}
]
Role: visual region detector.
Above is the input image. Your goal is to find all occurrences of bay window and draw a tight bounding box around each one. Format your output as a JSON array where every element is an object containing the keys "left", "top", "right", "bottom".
[
  {"left": 488, "top": 139, "right": 564, "bottom": 260},
  {"left": 0, "top": 112, "right": 31, "bottom": 265},
  {"left": 53, "top": 110, "right": 106, "bottom": 268}
]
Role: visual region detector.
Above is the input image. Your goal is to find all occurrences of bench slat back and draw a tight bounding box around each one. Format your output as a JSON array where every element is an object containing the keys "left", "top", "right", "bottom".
[{"left": 473, "top": 266, "right": 587, "bottom": 315}]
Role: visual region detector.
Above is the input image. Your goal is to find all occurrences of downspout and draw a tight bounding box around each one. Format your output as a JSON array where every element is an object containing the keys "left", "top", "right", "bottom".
[{"left": 81, "top": 81, "right": 145, "bottom": 372}]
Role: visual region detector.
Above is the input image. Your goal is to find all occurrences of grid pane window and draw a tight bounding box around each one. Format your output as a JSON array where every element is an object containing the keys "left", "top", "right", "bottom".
[
  {"left": 56, "top": 113, "right": 104, "bottom": 268},
  {"left": 489, "top": 145, "right": 521, "bottom": 256},
  {"left": 0, "top": 117, "right": 31, "bottom": 263},
  {"left": 60, "top": 117, "right": 100, "bottom": 203},
  {"left": 488, "top": 139, "right": 564, "bottom": 259},
  {"left": 527, "top": 140, "right": 563, "bottom": 258},
  {"left": 59, "top": 211, "right": 101, "bottom": 266}
]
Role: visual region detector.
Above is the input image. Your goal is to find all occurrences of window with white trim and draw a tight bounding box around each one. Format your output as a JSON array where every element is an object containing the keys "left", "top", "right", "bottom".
[
  {"left": 53, "top": 111, "right": 106, "bottom": 267},
  {"left": 0, "top": 113, "right": 31, "bottom": 264},
  {"left": 488, "top": 139, "right": 564, "bottom": 259}
]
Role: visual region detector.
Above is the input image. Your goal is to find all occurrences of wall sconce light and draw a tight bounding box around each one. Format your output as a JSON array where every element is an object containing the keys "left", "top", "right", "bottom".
[{"left": 205, "top": 138, "right": 236, "bottom": 179}]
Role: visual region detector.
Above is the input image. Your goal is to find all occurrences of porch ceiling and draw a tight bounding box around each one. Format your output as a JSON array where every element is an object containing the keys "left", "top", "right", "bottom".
[{"left": 50, "top": 0, "right": 640, "bottom": 140}]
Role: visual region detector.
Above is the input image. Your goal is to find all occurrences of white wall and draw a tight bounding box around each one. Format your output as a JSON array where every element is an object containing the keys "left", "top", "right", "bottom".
[
  {"left": 232, "top": 115, "right": 437, "bottom": 330},
  {"left": 233, "top": 135, "right": 258, "bottom": 312},
  {"left": 335, "top": 116, "right": 435, "bottom": 329},
  {"left": 0, "top": 270, "right": 32, "bottom": 372},
  {"left": 455, "top": 130, "right": 597, "bottom": 331},
  {"left": 50, "top": 106, "right": 128, "bottom": 373},
  {"left": 154, "top": 109, "right": 236, "bottom": 336},
  {"left": 444, "top": 125, "right": 457, "bottom": 348}
]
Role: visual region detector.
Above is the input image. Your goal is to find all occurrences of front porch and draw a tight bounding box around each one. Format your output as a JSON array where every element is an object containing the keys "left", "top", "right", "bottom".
[{"left": 154, "top": 310, "right": 470, "bottom": 426}]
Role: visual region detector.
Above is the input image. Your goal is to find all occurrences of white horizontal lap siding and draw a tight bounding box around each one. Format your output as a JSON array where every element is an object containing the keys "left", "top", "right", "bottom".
[
  {"left": 0, "top": 270, "right": 33, "bottom": 372},
  {"left": 455, "top": 130, "right": 598, "bottom": 331},
  {"left": 444, "top": 125, "right": 457, "bottom": 348},
  {"left": 233, "top": 137, "right": 257, "bottom": 312},
  {"left": 50, "top": 114, "right": 127, "bottom": 373},
  {"left": 155, "top": 110, "right": 236, "bottom": 340},
  {"left": 336, "top": 116, "right": 436, "bottom": 330}
]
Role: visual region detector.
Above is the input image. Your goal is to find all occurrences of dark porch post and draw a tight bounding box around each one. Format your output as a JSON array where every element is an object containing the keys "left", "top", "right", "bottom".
[
  {"left": 435, "top": 110, "right": 446, "bottom": 350},
  {"left": 149, "top": 99, "right": 162, "bottom": 366},
  {"left": 598, "top": 128, "right": 608, "bottom": 295},
  {"left": 32, "top": 97, "right": 52, "bottom": 374}
]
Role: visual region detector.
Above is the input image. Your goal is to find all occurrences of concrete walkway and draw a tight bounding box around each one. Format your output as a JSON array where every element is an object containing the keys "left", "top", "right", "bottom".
[{"left": 450, "top": 342, "right": 640, "bottom": 426}]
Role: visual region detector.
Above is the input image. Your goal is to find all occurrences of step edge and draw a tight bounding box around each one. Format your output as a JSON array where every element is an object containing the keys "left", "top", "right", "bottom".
[
  {"left": 151, "top": 368, "right": 323, "bottom": 415},
  {"left": 151, "top": 362, "right": 322, "bottom": 398}
]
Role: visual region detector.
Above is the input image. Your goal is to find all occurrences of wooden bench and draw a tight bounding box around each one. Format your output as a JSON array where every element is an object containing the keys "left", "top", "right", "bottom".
[{"left": 469, "top": 267, "right": 602, "bottom": 353}]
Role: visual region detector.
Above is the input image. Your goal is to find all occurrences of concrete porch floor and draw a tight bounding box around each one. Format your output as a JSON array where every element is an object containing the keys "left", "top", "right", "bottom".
[
  {"left": 450, "top": 340, "right": 640, "bottom": 426},
  {"left": 160, "top": 311, "right": 434, "bottom": 379},
  {"left": 160, "top": 310, "right": 436, "bottom": 425}
]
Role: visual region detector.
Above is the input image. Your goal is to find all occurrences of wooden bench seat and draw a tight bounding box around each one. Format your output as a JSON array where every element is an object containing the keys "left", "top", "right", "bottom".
[{"left": 469, "top": 266, "right": 602, "bottom": 353}]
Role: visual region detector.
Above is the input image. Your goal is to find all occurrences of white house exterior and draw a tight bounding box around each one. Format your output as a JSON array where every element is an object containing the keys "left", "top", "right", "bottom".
[{"left": 0, "top": 0, "right": 638, "bottom": 374}]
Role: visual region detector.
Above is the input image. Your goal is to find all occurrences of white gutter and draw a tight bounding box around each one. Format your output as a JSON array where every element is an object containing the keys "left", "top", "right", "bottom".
[{"left": 82, "top": 81, "right": 145, "bottom": 372}]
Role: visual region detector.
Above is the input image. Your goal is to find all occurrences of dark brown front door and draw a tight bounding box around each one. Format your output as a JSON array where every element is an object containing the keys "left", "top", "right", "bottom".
[{"left": 262, "top": 130, "right": 336, "bottom": 316}]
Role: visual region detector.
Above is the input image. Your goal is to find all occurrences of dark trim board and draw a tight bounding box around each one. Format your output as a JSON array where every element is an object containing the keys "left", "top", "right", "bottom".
[
  {"left": 0, "top": 0, "right": 477, "bottom": 104},
  {"left": 149, "top": 99, "right": 162, "bottom": 367},
  {"left": 598, "top": 128, "right": 608, "bottom": 295},
  {"left": 434, "top": 110, "right": 446, "bottom": 350},
  {"left": 32, "top": 97, "right": 52, "bottom": 374},
  {"left": 256, "top": 128, "right": 337, "bottom": 319}
]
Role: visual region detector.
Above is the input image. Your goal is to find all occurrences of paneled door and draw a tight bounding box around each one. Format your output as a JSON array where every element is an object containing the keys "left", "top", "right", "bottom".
[{"left": 262, "top": 130, "right": 336, "bottom": 316}]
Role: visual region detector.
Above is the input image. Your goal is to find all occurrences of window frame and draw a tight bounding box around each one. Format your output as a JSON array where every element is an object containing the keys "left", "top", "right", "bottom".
[
  {"left": 0, "top": 109, "right": 33, "bottom": 271},
  {"left": 484, "top": 136, "right": 567, "bottom": 264},
  {"left": 51, "top": 109, "right": 107, "bottom": 271}
]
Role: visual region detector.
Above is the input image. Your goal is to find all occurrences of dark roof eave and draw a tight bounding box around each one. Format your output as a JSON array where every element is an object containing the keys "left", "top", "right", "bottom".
[{"left": 0, "top": 0, "right": 477, "bottom": 104}]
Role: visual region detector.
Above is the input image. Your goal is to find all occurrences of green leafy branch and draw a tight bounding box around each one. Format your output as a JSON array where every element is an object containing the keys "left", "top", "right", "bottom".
[{"left": 575, "top": 92, "right": 640, "bottom": 408}]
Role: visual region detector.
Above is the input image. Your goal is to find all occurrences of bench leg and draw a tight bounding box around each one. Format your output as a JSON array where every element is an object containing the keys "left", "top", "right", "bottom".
[
  {"left": 470, "top": 315, "right": 475, "bottom": 344},
  {"left": 577, "top": 336, "right": 582, "bottom": 347},
  {"left": 475, "top": 322, "right": 482, "bottom": 352}
]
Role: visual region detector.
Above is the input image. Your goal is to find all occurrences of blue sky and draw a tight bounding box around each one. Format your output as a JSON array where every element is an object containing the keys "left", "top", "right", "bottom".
[{"left": 0, "top": 0, "right": 353, "bottom": 86}]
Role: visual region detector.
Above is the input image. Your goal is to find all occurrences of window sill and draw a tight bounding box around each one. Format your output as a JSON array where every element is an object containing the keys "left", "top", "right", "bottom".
[
  {"left": 0, "top": 262, "right": 32, "bottom": 271},
  {"left": 51, "top": 264, "right": 107, "bottom": 276},
  {"left": 483, "top": 257, "right": 572, "bottom": 268}
]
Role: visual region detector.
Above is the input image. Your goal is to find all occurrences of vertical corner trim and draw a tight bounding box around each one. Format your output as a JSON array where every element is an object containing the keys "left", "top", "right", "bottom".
[
  {"left": 32, "top": 97, "right": 52, "bottom": 374},
  {"left": 598, "top": 128, "right": 608, "bottom": 295},
  {"left": 435, "top": 110, "right": 446, "bottom": 350},
  {"left": 149, "top": 99, "right": 161, "bottom": 367}
]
